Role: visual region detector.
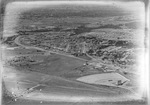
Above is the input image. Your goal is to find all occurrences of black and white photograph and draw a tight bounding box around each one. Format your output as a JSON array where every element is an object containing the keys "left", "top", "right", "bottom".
[{"left": 0, "top": 0, "right": 149, "bottom": 105}]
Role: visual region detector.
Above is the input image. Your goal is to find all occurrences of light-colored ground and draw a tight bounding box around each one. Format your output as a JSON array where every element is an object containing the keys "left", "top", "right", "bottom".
[
  {"left": 2, "top": 33, "right": 144, "bottom": 104},
  {"left": 3, "top": 66, "right": 142, "bottom": 104},
  {"left": 76, "top": 73, "right": 129, "bottom": 87}
]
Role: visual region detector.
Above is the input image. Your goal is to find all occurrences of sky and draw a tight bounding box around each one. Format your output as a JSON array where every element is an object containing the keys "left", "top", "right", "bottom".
[{"left": 2, "top": 1, "right": 145, "bottom": 37}]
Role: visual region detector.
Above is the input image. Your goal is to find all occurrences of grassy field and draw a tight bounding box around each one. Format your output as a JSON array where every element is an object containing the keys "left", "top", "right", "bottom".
[
  {"left": 6, "top": 100, "right": 147, "bottom": 105},
  {"left": 3, "top": 66, "right": 136, "bottom": 105},
  {"left": 3, "top": 48, "right": 45, "bottom": 57},
  {"left": 14, "top": 53, "right": 85, "bottom": 76}
]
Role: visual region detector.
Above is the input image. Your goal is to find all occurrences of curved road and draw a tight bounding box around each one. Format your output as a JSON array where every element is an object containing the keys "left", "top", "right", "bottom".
[
  {"left": 14, "top": 36, "right": 88, "bottom": 62},
  {"left": 2, "top": 35, "right": 143, "bottom": 104},
  {"left": 14, "top": 35, "right": 138, "bottom": 91}
]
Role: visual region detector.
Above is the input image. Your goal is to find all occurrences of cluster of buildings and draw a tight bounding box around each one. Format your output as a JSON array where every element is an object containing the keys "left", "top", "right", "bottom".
[{"left": 19, "top": 30, "right": 136, "bottom": 67}]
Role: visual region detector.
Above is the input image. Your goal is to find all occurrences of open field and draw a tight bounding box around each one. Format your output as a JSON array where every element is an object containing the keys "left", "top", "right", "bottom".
[
  {"left": 3, "top": 66, "right": 139, "bottom": 105},
  {"left": 17, "top": 53, "right": 85, "bottom": 76},
  {"left": 3, "top": 48, "right": 45, "bottom": 56},
  {"left": 77, "top": 73, "right": 129, "bottom": 86},
  {"left": 4, "top": 98, "right": 147, "bottom": 105}
]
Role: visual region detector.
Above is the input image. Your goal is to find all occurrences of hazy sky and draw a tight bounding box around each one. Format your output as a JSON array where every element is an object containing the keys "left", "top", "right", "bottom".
[{"left": 3, "top": 1, "right": 145, "bottom": 37}]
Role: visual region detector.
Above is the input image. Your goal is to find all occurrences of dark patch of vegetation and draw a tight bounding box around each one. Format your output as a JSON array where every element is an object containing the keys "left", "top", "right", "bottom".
[
  {"left": 87, "top": 49, "right": 94, "bottom": 55},
  {"left": 115, "top": 41, "right": 136, "bottom": 48},
  {"left": 98, "top": 45, "right": 110, "bottom": 49},
  {"left": 115, "top": 41, "right": 127, "bottom": 46},
  {"left": 96, "top": 50, "right": 103, "bottom": 57},
  {"left": 2, "top": 35, "right": 19, "bottom": 47},
  {"left": 108, "top": 40, "right": 116, "bottom": 45},
  {"left": 99, "top": 24, "right": 122, "bottom": 29}
]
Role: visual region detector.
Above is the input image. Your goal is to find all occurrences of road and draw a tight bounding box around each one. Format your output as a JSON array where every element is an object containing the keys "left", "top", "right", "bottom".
[
  {"left": 2, "top": 35, "right": 144, "bottom": 104},
  {"left": 14, "top": 35, "right": 139, "bottom": 91},
  {"left": 14, "top": 36, "right": 87, "bottom": 62}
]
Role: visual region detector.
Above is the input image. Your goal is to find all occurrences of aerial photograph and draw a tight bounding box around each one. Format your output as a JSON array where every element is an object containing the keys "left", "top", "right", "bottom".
[{"left": 1, "top": 0, "right": 149, "bottom": 105}]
